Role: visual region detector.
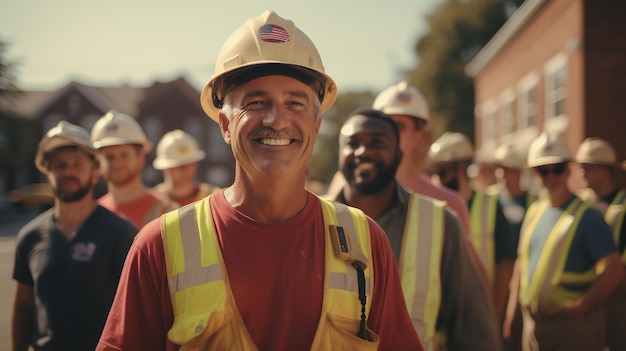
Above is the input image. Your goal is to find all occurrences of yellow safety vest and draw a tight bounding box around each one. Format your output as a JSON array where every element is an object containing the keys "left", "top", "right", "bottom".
[
  {"left": 153, "top": 182, "right": 220, "bottom": 204},
  {"left": 399, "top": 194, "right": 445, "bottom": 351},
  {"left": 145, "top": 195, "right": 178, "bottom": 226},
  {"left": 604, "top": 189, "right": 626, "bottom": 263},
  {"left": 161, "top": 195, "right": 380, "bottom": 350},
  {"left": 518, "top": 197, "right": 594, "bottom": 310},
  {"left": 470, "top": 190, "right": 498, "bottom": 286},
  {"left": 578, "top": 188, "right": 626, "bottom": 263}
]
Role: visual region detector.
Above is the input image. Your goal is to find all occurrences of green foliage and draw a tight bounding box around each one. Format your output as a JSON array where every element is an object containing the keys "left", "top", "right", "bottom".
[
  {"left": 407, "top": 0, "right": 523, "bottom": 141},
  {"left": 0, "top": 40, "right": 21, "bottom": 99},
  {"left": 0, "top": 40, "right": 32, "bottom": 191}
]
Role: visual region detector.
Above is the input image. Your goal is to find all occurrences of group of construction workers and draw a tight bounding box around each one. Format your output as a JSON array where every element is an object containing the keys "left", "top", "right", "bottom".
[
  {"left": 11, "top": 9, "right": 626, "bottom": 351},
  {"left": 324, "top": 77, "right": 626, "bottom": 351},
  {"left": 426, "top": 128, "right": 626, "bottom": 351}
]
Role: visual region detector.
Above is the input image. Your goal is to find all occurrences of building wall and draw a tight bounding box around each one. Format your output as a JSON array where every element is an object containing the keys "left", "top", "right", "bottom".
[
  {"left": 474, "top": 0, "right": 585, "bottom": 151},
  {"left": 583, "top": 1, "right": 626, "bottom": 186}
]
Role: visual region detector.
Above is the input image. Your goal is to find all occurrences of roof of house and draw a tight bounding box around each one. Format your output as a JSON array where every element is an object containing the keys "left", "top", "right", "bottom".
[
  {"left": 3, "top": 77, "right": 195, "bottom": 119},
  {"left": 466, "top": 0, "right": 549, "bottom": 76}
]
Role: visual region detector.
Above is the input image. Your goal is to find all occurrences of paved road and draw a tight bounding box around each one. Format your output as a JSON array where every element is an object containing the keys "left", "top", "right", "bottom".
[{"left": 0, "top": 208, "right": 44, "bottom": 350}]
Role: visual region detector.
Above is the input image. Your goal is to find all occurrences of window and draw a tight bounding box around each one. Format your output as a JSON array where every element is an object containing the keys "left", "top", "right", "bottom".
[
  {"left": 544, "top": 53, "right": 567, "bottom": 119},
  {"left": 518, "top": 72, "right": 539, "bottom": 129},
  {"left": 500, "top": 89, "right": 515, "bottom": 135},
  {"left": 478, "top": 100, "right": 497, "bottom": 147}
]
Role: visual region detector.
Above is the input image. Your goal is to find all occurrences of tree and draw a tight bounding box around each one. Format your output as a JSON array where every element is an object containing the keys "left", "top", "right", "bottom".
[
  {"left": 0, "top": 40, "right": 21, "bottom": 99},
  {"left": 0, "top": 40, "right": 32, "bottom": 194},
  {"left": 407, "top": 0, "right": 524, "bottom": 141}
]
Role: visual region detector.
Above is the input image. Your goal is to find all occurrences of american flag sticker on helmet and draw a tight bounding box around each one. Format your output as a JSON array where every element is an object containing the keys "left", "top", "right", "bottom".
[{"left": 258, "top": 24, "right": 290, "bottom": 43}]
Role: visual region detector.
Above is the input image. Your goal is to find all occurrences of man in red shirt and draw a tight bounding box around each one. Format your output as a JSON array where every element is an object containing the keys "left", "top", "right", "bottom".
[
  {"left": 97, "top": 10, "right": 422, "bottom": 351},
  {"left": 91, "top": 110, "right": 176, "bottom": 228}
]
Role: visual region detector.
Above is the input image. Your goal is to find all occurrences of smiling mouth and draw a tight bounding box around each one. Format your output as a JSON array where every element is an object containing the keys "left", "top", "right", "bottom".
[
  {"left": 258, "top": 138, "right": 293, "bottom": 146},
  {"left": 353, "top": 162, "right": 377, "bottom": 176}
]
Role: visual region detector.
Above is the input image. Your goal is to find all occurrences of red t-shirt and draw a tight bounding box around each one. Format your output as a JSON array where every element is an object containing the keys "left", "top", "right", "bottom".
[
  {"left": 97, "top": 190, "right": 422, "bottom": 351},
  {"left": 98, "top": 191, "right": 173, "bottom": 229}
]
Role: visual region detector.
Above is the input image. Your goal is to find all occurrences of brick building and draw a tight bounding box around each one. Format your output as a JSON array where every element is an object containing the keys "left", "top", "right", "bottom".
[{"left": 467, "top": 0, "right": 626, "bottom": 188}]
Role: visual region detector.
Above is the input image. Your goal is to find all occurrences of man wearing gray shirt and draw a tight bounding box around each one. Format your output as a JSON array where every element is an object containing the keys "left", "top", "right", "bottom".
[{"left": 332, "top": 109, "right": 501, "bottom": 350}]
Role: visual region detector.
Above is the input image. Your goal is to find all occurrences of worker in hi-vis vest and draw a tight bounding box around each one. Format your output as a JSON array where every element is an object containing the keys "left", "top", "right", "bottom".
[
  {"left": 492, "top": 130, "right": 540, "bottom": 351},
  {"left": 371, "top": 82, "right": 491, "bottom": 291},
  {"left": 96, "top": 10, "right": 422, "bottom": 351},
  {"left": 428, "top": 132, "right": 516, "bottom": 326},
  {"left": 574, "top": 137, "right": 626, "bottom": 351},
  {"left": 503, "top": 132, "right": 624, "bottom": 351},
  {"left": 333, "top": 109, "right": 500, "bottom": 351}
]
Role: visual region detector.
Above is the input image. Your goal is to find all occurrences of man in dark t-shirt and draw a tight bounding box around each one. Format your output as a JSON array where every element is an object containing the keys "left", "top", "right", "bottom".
[{"left": 11, "top": 121, "right": 137, "bottom": 351}]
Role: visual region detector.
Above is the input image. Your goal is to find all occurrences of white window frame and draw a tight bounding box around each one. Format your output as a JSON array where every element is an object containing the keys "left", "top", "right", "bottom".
[
  {"left": 517, "top": 71, "right": 539, "bottom": 129},
  {"left": 544, "top": 52, "right": 568, "bottom": 120},
  {"left": 479, "top": 100, "right": 497, "bottom": 148},
  {"left": 500, "top": 88, "right": 516, "bottom": 136}
]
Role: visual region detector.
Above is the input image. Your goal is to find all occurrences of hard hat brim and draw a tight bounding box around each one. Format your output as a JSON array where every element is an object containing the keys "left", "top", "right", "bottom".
[
  {"left": 527, "top": 157, "right": 571, "bottom": 168},
  {"left": 36, "top": 137, "right": 98, "bottom": 174},
  {"left": 200, "top": 62, "right": 337, "bottom": 123},
  {"left": 93, "top": 138, "right": 153, "bottom": 153},
  {"left": 379, "top": 106, "right": 430, "bottom": 122},
  {"left": 153, "top": 151, "right": 206, "bottom": 170}
]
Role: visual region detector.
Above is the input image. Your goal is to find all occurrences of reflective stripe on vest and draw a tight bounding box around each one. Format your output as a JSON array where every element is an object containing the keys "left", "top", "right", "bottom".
[
  {"left": 399, "top": 194, "right": 445, "bottom": 350},
  {"left": 604, "top": 189, "right": 626, "bottom": 263},
  {"left": 146, "top": 197, "right": 176, "bottom": 226},
  {"left": 518, "top": 197, "right": 589, "bottom": 308},
  {"left": 161, "top": 195, "right": 374, "bottom": 347},
  {"left": 470, "top": 191, "right": 498, "bottom": 285},
  {"left": 527, "top": 192, "right": 539, "bottom": 209}
]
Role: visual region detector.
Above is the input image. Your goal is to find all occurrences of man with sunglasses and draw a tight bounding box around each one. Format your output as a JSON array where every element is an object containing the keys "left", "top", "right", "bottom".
[
  {"left": 428, "top": 132, "right": 516, "bottom": 327},
  {"left": 574, "top": 137, "right": 626, "bottom": 350},
  {"left": 504, "top": 133, "right": 623, "bottom": 351}
]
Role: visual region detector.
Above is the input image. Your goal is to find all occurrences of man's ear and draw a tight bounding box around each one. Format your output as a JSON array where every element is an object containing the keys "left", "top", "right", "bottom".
[
  {"left": 90, "top": 167, "right": 101, "bottom": 186},
  {"left": 219, "top": 111, "right": 231, "bottom": 145}
]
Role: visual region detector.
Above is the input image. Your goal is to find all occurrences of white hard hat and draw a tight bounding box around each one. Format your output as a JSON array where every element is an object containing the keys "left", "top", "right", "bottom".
[
  {"left": 494, "top": 142, "right": 527, "bottom": 169},
  {"left": 428, "top": 132, "right": 474, "bottom": 164},
  {"left": 200, "top": 10, "right": 337, "bottom": 122},
  {"left": 575, "top": 137, "right": 616, "bottom": 166},
  {"left": 372, "top": 81, "right": 430, "bottom": 121},
  {"left": 35, "top": 121, "right": 98, "bottom": 174},
  {"left": 153, "top": 130, "right": 206, "bottom": 170},
  {"left": 91, "top": 110, "right": 152, "bottom": 152},
  {"left": 527, "top": 133, "right": 571, "bottom": 168}
]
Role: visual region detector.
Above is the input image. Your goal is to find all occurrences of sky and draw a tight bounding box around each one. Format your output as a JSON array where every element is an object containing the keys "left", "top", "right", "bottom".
[{"left": 0, "top": 0, "right": 441, "bottom": 93}]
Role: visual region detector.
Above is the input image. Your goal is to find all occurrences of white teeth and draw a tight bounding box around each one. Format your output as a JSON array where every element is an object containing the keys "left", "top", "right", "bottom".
[
  {"left": 260, "top": 138, "right": 290, "bottom": 146},
  {"left": 355, "top": 163, "right": 375, "bottom": 172}
]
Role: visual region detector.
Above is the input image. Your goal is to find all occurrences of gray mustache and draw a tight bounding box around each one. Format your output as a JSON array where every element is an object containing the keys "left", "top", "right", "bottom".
[{"left": 251, "top": 128, "right": 302, "bottom": 141}]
